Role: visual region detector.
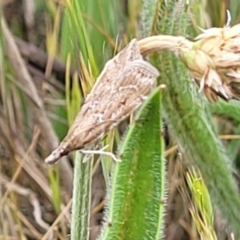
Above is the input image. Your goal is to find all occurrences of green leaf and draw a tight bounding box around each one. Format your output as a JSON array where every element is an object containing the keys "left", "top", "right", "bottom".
[
  {"left": 187, "top": 169, "right": 217, "bottom": 240},
  {"left": 71, "top": 152, "right": 93, "bottom": 240},
  {"left": 209, "top": 99, "right": 240, "bottom": 123},
  {"left": 142, "top": 0, "right": 240, "bottom": 237},
  {"left": 100, "top": 88, "right": 166, "bottom": 240}
]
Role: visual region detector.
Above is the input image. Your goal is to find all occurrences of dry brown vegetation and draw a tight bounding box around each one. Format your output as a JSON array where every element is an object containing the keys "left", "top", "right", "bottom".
[{"left": 1, "top": 0, "right": 240, "bottom": 240}]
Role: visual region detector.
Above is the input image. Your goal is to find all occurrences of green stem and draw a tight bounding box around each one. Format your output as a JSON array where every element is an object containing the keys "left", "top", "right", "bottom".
[
  {"left": 71, "top": 152, "right": 92, "bottom": 240},
  {"left": 148, "top": 0, "right": 240, "bottom": 237}
]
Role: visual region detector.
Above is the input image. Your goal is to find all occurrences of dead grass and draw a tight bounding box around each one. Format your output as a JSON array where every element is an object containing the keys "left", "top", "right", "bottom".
[{"left": 0, "top": 1, "right": 239, "bottom": 239}]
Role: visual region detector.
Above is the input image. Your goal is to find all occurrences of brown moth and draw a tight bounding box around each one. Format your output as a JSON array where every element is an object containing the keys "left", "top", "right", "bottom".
[{"left": 45, "top": 39, "right": 160, "bottom": 164}]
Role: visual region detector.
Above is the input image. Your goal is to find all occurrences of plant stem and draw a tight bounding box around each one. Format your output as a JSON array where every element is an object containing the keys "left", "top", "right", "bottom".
[
  {"left": 71, "top": 152, "right": 92, "bottom": 240},
  {"left": 138, "top": 35, "right": 192, "bottom": 56}
]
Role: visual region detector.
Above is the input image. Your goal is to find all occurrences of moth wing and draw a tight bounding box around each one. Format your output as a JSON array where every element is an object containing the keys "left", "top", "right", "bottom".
[
  {"left": 66, "top": 59, "right": 160, "bottom": 148},
  {"left": 87, "top": 39, "right": 142, "bottom": 99},
  {"left": 104, "top": 59, "right": 160, "bottom": 121},
  {"left": 45, "top": 60, "right": 159, "bottom": 163},
  {"left": 45, "top": 44, "right": 159, "bottom": 164},
  {"left": 116, "top": 38, "right": 142, "bottom": 64}
]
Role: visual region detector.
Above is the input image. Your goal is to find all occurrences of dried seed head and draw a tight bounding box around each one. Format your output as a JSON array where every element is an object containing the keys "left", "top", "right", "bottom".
[
  {"left": 45, "top": 39, "right": 160, "bottom": 164},
  {"left": 179, "top": 24, "right": 240, "bottom": 101}
]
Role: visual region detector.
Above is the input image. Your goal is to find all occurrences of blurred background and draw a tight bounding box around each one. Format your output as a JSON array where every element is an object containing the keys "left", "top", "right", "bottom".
[{"left": 1, "top": 0, "right": 240, "bottom": 239}]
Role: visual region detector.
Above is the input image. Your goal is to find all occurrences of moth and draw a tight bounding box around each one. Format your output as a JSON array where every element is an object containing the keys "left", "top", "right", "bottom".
[{"left": 45, "top": 39, "right": 160, "bottom": 164}]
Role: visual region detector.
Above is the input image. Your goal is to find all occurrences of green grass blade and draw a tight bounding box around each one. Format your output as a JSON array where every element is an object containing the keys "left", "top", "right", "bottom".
[
  {"left": 209, "top": 100, "right": 240, "bottom": 166},
  {"left": 48, "top": 166, "right": 61, "bottom": 213},
  {"left": 140, "top": 0, "right": 158, "bottom": 38},
  {"left": 187, "top": 169, "right": 217, "bottom": 240},
  {"left": 100, "top": 88, "right": 165, "bottom": 240},
  {"left": 71, "top": 152, "right": 93, "bottom": 240},
  {"left": 60, "top": 0, "right": 123, "bottom": 73},
  {"left": 208, "top": 100, "right": 240, "bottom": 123},
  {"left": 141, "top": 0, "right": 240, "bottom": 237}
]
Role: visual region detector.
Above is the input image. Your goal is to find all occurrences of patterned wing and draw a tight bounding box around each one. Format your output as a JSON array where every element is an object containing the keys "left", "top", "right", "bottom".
[
  {"left": 87, "top": 39, "right": 142, "bottom": 101},
  {"left": 61, "top": 60, "right": 159, "bottom": 151},
  {"left": 60, "top": 39, "right": 143, "bottom": 141},
  {"left": 45, "top": 40, "right": 159, "bottom": 164},
  {"left": 105, "top": 60, "right": 160, "bottom": 120}
]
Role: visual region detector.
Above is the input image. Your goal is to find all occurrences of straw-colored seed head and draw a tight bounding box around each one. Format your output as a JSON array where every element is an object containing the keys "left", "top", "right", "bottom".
[{"left": 180, "top": 24, "right": 240, "bottom": 101}]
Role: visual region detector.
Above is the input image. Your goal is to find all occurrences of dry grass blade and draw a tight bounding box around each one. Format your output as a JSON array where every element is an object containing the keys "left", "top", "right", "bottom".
[
  {"left": 0, "top": 175, "right": 49, "bottom": 231},
  {"left": 1, "top": 17, "right": 73, "bottom": 194},
  {"left": 1, "top": 127, "right": 41, "bottom": 203},
  {"left": 4, "top": 200, "right": 43, "bottom": 239},
  {"left": 41, "top": 199, "right": 72, "bottom": 240}
]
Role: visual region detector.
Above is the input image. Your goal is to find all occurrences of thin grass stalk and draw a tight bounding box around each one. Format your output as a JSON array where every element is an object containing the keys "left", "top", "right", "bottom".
[
  {"left": 208, "top": 100, "right": 240, "bottom": 122},
  {"left": 1, "top": 16, "right": 73, "bottom": 195},
  {"left": 187, "top": 168, "right": 217, "bottom": 240},
  {"left": 0, "top": 6, "right": 6, "bottom": 114},
  {"left": 71, "top": 152, "right": 92, "bottom": 240},
  {"left": 64, "top": 0, "right": 98, "bottom": 75}
]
